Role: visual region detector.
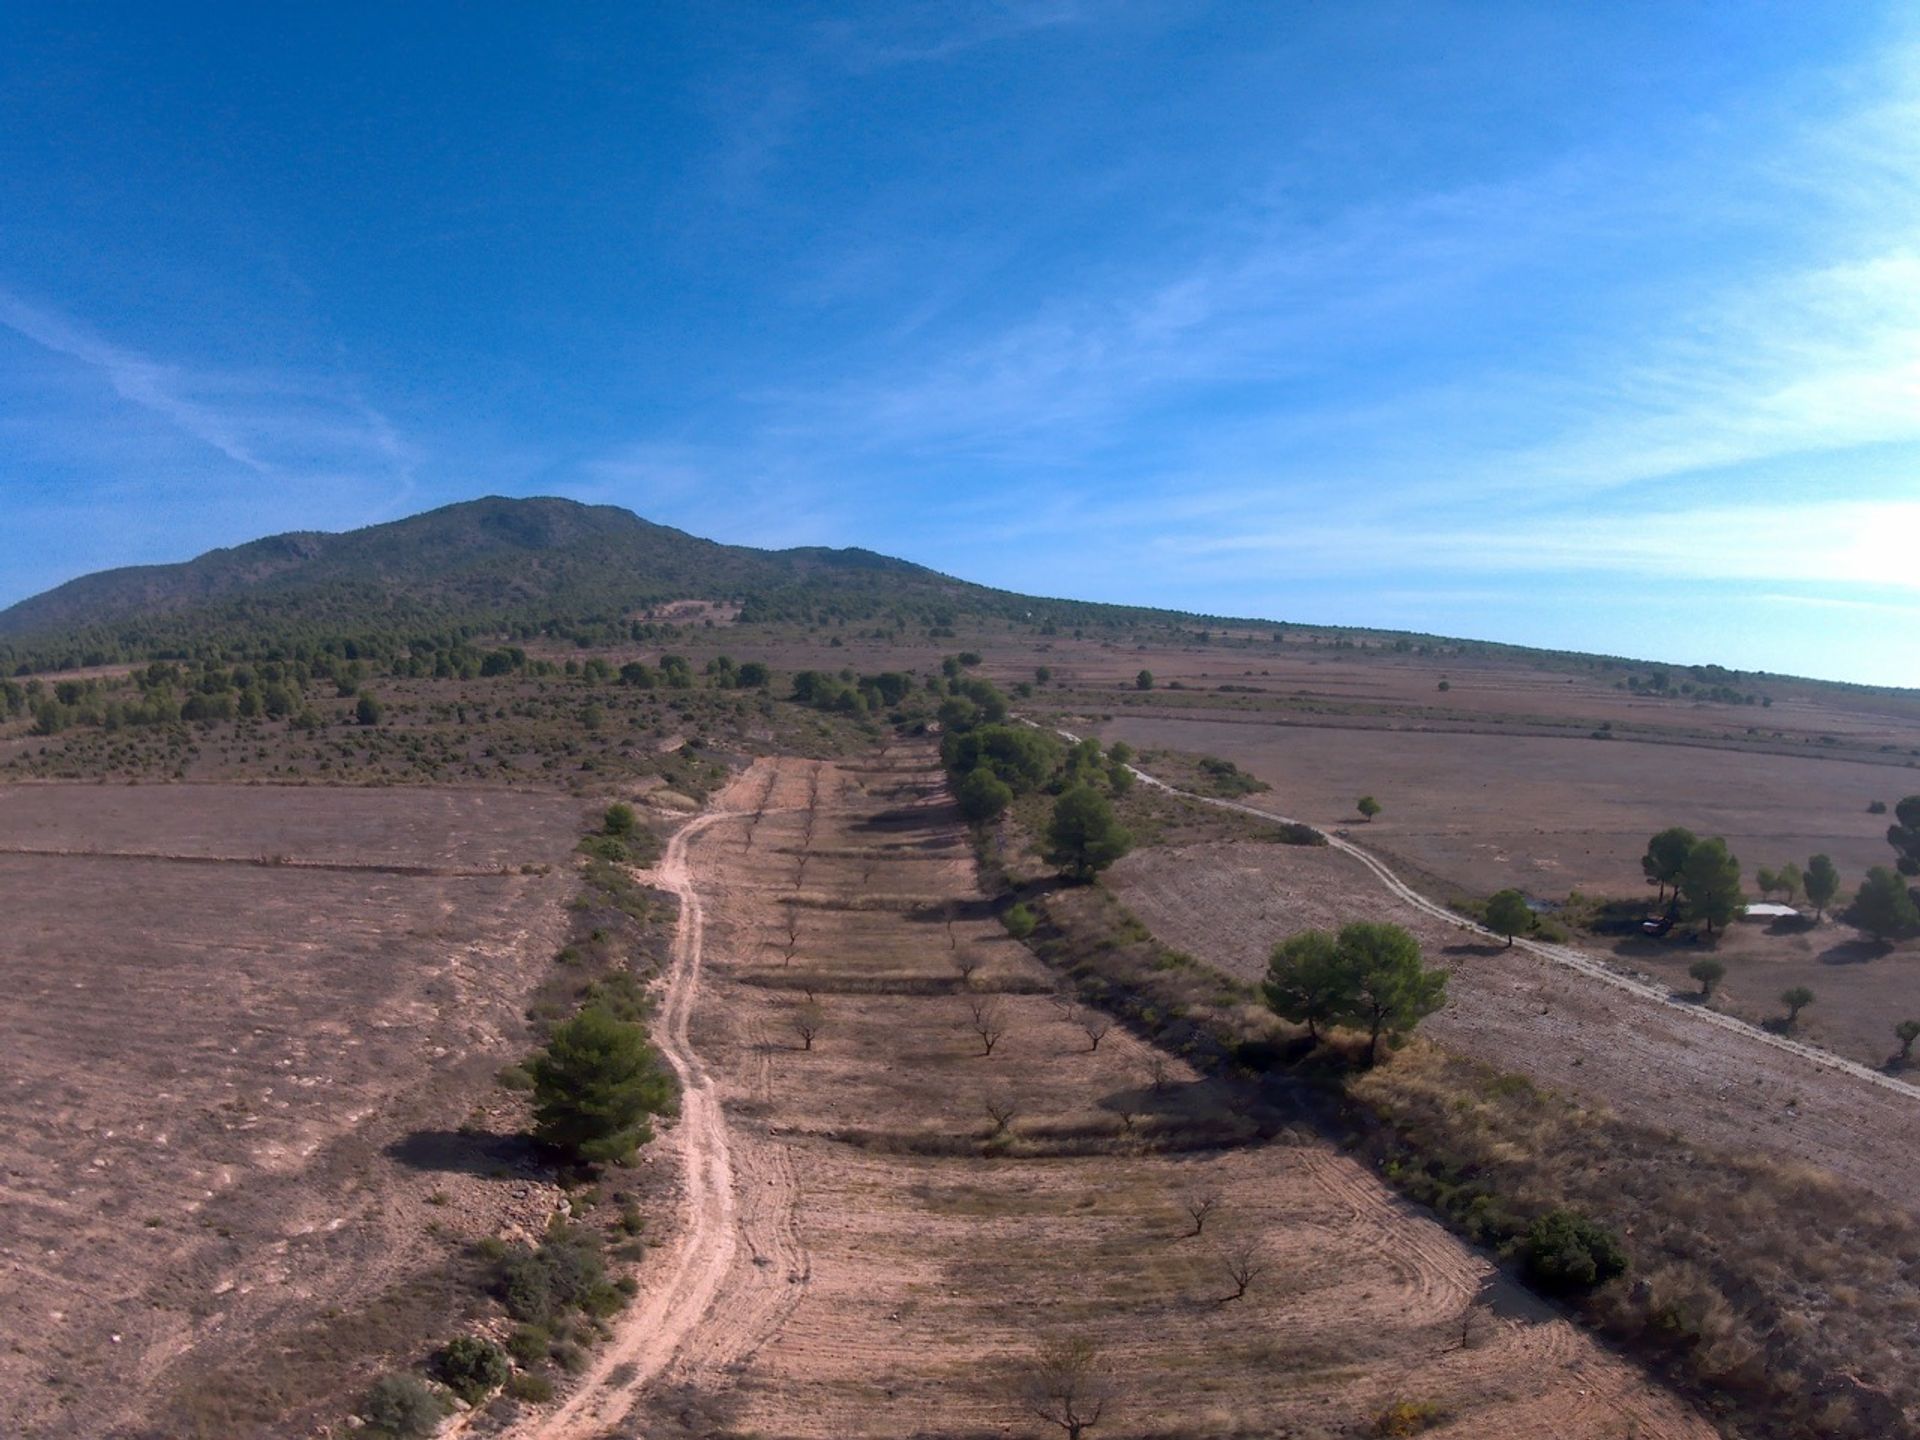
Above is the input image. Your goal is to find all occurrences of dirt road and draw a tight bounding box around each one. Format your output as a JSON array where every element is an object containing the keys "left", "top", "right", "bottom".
[
  {"left": 507, "top": 802, "right": 746, "bottom": 1439},
  {"left": 502, "top": 747, "right": 1709, "bottom": 1438},
  {"left": 507, "top": 765, "right": 815, "bottom": 1439}
]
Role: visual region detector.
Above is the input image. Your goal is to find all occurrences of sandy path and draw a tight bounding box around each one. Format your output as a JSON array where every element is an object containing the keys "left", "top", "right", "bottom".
[{"left": 507, "top": 775, "right": 802, "bottom": 1438}]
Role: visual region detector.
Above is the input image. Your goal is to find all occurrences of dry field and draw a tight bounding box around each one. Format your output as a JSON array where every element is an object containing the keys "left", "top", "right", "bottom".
[
  {"left": 1106, "top": 838, "right": 1920, "bottom": 1220},
  {"left": 0, "top": 783, "right": 586, "bottom": 1439},
  {"left": 1090, "top": 713, "right": 1907, "bottom": 900},
  {"left": 576, "top": 747, "right": 1709, "bottom": 1439}
]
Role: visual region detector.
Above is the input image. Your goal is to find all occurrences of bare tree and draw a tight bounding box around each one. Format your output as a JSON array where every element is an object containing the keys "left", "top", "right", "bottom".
[
  {"left": 983, "top": 1092, "right": 1020, "bottom": 1136},
  {"left": 1020, "top": 1336, "right": 1113, "bottom": 1440},
  {"left": 951, "top": 950, "right": 983, "bottom": 988},
  {"left": 1048, "top": 990, "right": 1079, "bottom": 1023},
  {"left": 1147, "top": 1056, "right": 1171, "bottom": 1093},
  {"left": 791, "top": 1000, "right": 825, "bottom": 1052},
  {"left": 1183, "top": 1193, "right": 1219, "bottom": 1238},
  {"left": 782, "top": 899, "right": 801, "bottom": 964},
  {"left": 1217, "top": 1239, "right": 1264, "bottom": 1303},
  {"left": 946, "top": 899, "right": 960, "bottom": 951},
  {"left": 966, "top": 995, "right": 1007, "bottom": 1057},
  {"left": 1078, "top": 1013, "right": 1114, "bottom": 1053}
]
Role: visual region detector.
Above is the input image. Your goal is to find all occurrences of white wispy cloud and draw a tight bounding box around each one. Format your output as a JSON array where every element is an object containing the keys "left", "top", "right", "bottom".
[{"left": 0, "top": 286, "right": 419, "bottom": 512}]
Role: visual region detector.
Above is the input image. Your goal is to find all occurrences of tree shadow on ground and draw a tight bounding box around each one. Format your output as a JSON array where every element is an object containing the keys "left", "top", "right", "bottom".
[
  {"left": 1471, "top": 1271, "right": 1556, "bottom": 1326},
  {"left": 385, "top": 1128, "right": 543, "bottom": 1178},
  {"left": 1819, "top": 937, "right": 1891, "bottom": 966},
  {"left": 1612, "top": 932, "right": 1710, "bottom": 960},
  {"left": 1764, "top": 915, "right": 1820, "bottom": 937},
  {"left": 1442, "top": 941, "right": 1506, "bottom": 959},
  {"left": 851, "top": 805, "right": 958, "bottom": 836}
]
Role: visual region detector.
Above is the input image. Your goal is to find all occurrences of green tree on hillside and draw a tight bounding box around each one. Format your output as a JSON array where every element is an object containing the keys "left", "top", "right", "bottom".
[
  {"left": 1044, "top": 787, "right": 1132, "bottom": 881},
  {"left": 1344, "top": 921, "right": 1448, "bottom": 1063},
  {"left": 355, "top": 691, "right": 384, "bottom": 726},
  {"left": 1265, "top": 922, "right": 1446, "bottom": 1063},
  {"left": 1135, "top": 669, "right": 1154, "bottom": 691},
  {"left": 1780, "top": 986, "right": 1815, "bottom": 1029},
  {"left": 1888, "top": 796, "right": 1920, "bottom": 876},
  {"left": 1356, "top": 795, "right": 1382, "bottom": 822},
  {"left": 1640, "top": 827, "right": 1697, "bottom": 902},
  {"left": 1688, "top": 957, "right": 1725, "bottom": 998},
  {"left": 1262, "top": 931, "right": 1353, "bottom": 1042},
  {"left": 1894, "top": 1019, "right": 1919, "bottom": 1066},
  {"left": 1678, "top": 837, "right": 1743, "bottom": 936},
  {"left": 1852, "top": 866, "right": 1920, "bottom": 942},
  {"left": 1485, "top": 889, "right": 1534, "bottom": 947},
  {"left": 530, "top": 1007, "right": 674, "bottom": 1166},
  {"left": 1775, "top": 860, "right": 1802, "bottom": 904},
  {"left": 956, "top": 767, "right": 1014, "bottom": 823},
  {"left": 1804, "top": 854, "right": 1840, "bottom": 918}
]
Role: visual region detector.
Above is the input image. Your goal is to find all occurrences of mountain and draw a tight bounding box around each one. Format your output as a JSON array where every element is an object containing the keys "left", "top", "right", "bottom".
[{"left": 0, "top": 496, "right": 1098, "bottom": 667}]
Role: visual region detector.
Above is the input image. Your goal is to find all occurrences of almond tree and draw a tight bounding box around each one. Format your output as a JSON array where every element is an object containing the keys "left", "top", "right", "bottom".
[{"left": 1021, "top": 1337, "right": 1113, "bottom": 1440}]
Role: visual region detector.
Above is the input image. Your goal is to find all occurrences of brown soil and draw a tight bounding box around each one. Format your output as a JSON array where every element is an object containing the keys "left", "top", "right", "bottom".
[
  {"left": 1093, "top": 712, "right": 1907, "bottom": 899},
  {"left": 533, "top": 747, "right": 1710, "bottom": 1439},
  {"left": 0, "top": 783, "right": 587, "bottom": 1439},
  {"left": 1107, "top": 836, "right": 1920, "bottom": 1221}
]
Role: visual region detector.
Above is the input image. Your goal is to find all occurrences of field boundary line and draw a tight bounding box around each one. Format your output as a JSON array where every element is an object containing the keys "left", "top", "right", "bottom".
[
  {"left": 1039, "top": 721, "right": 1920, "bottom": 1106},
  {"left": 0, "top": 844, "right": 512, "bottom": 877}
]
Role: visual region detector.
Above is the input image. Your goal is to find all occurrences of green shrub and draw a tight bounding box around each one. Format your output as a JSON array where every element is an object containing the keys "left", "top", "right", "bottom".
[
  {"left": 506, "top": 1324, "right": 550, "bottom": 1367},
  {"left": 1373, "top": 1399, "right": 1446, "bottom": 1436},
  {"left": 1522, "top": 1210, "right": 1628, "bottom": 1295},
  {"left": 496, "top": 1227, "right": 613, "bottom": 1327},
  {"left": 1002, "top": 902, "right": 1037, "bottom": 939},
  {"left": 507, "top": 1372, "right": 555, "bottom": 1403},
  {"left": 361, "top": 1372, "right": 447, "bottom": 1438},
  {"left": 434, "top": 1335, "right": 509, "bottom": 1403}
]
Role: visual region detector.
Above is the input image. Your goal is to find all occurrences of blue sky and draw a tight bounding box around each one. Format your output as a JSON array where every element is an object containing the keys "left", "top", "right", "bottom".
[{"left": 1, "top": 3, "right": 1916, "bottom": 685}]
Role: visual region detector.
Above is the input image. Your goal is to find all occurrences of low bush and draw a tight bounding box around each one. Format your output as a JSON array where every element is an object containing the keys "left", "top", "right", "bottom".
[
  {"left": 434, "top": 1335, "right": 509, "bottom": 1404},
  {"left": 1522, "top": 1210, "right": 1628, "bottom": 1296},
  {"left": 506, "top": 1323, "right": 550, "bottom": 1367},
  {"left": 361, "top": 1373, "right": 446, "bottom": 1438},
  {"left": 507, "top": 1372, "right": 555, "bottom": 1403}
]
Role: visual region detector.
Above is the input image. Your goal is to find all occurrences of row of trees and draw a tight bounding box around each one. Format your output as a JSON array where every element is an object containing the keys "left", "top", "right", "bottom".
[{"left": 1643, "top": 819, "right": 1920, "bottom": 941}]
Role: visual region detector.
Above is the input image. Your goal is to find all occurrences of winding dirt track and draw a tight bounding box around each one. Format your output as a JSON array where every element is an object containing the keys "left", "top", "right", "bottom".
[{"left": 507, "top": 805, "right": 746, "bottom": 1440}]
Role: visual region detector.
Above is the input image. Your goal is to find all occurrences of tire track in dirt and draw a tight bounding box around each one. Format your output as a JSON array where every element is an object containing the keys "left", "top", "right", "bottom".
[
  {"left": 1046, "top": 722, "right": 1920, "bottom": 1108},
  {"left": 507, "top": 768, "right": 811, "bottom": 1439}
]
